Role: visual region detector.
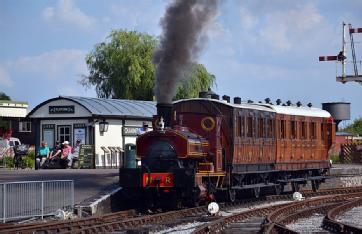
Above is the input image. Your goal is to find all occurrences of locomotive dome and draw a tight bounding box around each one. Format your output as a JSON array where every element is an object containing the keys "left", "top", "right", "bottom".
[{"left": 174, "top": 98, "right": 331, "bottom": 118}]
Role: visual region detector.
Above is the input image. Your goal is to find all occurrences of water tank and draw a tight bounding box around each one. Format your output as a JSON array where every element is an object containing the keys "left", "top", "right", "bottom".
[
  {"left": 322, "top": 102, "right": 350, "bottom": 121},
  {"left": 322, "top": 102, "right": 350, "bottom": 130}
]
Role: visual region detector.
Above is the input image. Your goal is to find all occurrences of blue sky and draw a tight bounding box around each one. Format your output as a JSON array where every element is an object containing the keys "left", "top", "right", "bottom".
[{"left": 0, "top": 0, "right": 361, "bottom": 123}]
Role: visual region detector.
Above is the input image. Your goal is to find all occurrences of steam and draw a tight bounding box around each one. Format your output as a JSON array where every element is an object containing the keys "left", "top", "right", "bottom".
[{"left": 153, "top": 0, "right": 219, "bottom": 103}]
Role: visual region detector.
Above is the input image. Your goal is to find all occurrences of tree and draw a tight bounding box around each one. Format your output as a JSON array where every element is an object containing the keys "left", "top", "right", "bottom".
[
  {"left": 341, "top": 118, "right": 362, "bottom": 136},
  {"left": 173, "top": 64, "right": 215, "bottom": 100},
  {"left": 82, "top": 30, "right": 215, "bottom": 100},
  {"left": 0, "top": 92, "right": 10, "bottom": 100}
]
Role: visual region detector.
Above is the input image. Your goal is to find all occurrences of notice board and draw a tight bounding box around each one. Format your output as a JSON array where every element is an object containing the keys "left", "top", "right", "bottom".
[{"left": 78, "top": 144, "right": 94, "bottom": 169}]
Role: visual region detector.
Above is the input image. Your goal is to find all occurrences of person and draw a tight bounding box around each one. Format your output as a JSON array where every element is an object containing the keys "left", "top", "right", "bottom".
[
  {"left": 50, "top": 141, "right": 62, "bottom": 159},
  {"left": 71, "top": 139, "right": 81, "bottom": 168},
  {"left": 61, "top": 141, "right": 73, "bottom": 168},
  {"left": 36, "top": 141, "right": 50, "bottom": 169}
]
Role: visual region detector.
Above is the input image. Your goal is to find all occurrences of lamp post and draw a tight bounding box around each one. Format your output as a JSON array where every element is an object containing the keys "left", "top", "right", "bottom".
[{"left": 99, "top": 119, "right": 109, "bottom": 133}]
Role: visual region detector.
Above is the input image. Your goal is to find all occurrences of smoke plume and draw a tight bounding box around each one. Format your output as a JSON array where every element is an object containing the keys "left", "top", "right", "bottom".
[{"left": 153, "top": 0, "right": 219, "bottom": 103}]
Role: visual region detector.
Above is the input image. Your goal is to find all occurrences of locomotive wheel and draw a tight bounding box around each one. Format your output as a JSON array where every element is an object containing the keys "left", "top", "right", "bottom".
[{"left": 227, "top": 189, "right": 236, "bottom": 202}]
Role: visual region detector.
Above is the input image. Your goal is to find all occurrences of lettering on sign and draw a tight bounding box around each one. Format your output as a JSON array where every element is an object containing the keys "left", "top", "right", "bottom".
[
  {"left": 142, "top": 173, "right": 174, "bottom": 187},
  {"left": 42, "top": 124, "right": 55, "bottom": 129},
  {"left": 123, "top": 126, "right": 142, "bottom": 136},
  {"left": 49, "top": 106, "right": 75, "bottom": 114}
]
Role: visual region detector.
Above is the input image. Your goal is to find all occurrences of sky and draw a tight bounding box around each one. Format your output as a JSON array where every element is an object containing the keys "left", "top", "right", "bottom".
[{"left": 0, "top": 0, "right": 361, "bottom": 123}]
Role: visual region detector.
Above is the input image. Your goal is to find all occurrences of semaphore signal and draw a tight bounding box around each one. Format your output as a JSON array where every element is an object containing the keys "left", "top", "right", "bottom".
[{"left": 319, "top": 22, "right": 362, "bottom": 84}]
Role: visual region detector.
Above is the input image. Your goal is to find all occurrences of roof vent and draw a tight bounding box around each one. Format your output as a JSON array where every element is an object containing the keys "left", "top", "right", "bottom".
[
  {"left": 247, "top": 100, "right": 253, "bottom": 104},
  {"left": 211, "top": 94, "right": 219, "bottom": 100},
  {"left": 286, "top": 100, "right": 292, "bottom": 106},
  {"left": 222, "top": 95, "right": 230, "bottom": 103},
  {"left": 258, "top": 101, "right": 262, "bottom": 103},
  {"left": 282, "top": 104, "right": 287, "bottom": 106},
  {"left": 264, "top": 98, "right": 271, "bottom": 104},
  {"left": 307, "top": 103, "right": 313, "bottom": 108},
  {"left": 234, "top": 97, "right": 241, "bottom": 104},
  {"left": 296, "top": 101, "right": 302, "bottom": 107},
  {"left": 276, "top": 99, "right": 282, "bottom": 105},
  {"left": 199, "top": 91, "right": 208, "bottom": 98}
]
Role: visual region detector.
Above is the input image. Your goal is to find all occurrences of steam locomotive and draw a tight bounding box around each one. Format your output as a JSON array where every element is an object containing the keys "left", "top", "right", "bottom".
[{"left": 119, "top": 93, "right": 335, "bottom": 208}]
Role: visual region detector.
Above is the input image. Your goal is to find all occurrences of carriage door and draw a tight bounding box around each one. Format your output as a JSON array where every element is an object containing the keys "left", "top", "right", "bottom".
[{"left": 57, "top": 125, "right": 72, "bottom": 144}]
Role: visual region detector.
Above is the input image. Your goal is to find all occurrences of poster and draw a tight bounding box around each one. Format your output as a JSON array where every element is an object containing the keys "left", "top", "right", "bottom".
[{"left": 74, "top": 128, "right": 86, "bottom": 144}]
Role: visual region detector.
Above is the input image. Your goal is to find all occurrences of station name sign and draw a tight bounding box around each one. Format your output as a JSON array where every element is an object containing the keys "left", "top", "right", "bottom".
[
  {"left": 49, "top": 105, "right": 75, "bottom": 114},
  {"left": 123, "top": 126, "right": 142, "bottom": 136}
]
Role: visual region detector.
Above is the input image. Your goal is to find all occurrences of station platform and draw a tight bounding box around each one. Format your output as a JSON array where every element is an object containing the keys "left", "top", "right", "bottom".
[
  {"left": 330, "top": 163, "right": 362, "bottom": 176},
  {"left": 0, "top": 169, "right": 119, "bottom": 206}
]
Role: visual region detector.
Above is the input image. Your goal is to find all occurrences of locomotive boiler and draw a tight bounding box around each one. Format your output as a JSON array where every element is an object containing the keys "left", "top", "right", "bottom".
[{"left": 119, "top": 95, "right": 335, "bottom": 208}]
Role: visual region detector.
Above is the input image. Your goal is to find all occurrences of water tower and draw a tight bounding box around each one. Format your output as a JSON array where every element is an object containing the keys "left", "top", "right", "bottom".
[{"left": 322, "top": 102, "right": 350, "bottom": 131}]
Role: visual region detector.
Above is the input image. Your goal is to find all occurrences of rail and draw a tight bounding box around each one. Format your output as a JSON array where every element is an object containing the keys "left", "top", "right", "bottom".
[{"left": 0, "top": 180, "right": 74, "bottom": 223}]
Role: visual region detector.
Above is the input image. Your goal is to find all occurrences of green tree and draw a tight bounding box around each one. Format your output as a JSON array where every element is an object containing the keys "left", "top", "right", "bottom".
[
  {"left": 341, "top": 118, "right": 362, "bottom": 135},
  {"left": 173, "top": 64, "right": 215, "bottom": 100},
  {"left": 82, "top": 30, "right": 215, "bottom": 100},
  {"left": 0, "top": 92, "right": 10, "bottom": 100}
]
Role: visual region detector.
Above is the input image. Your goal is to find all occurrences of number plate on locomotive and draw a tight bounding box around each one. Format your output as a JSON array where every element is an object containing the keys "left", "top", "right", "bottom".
[{"left": 142, "top": 173, "right": 174, "bottom": 187}]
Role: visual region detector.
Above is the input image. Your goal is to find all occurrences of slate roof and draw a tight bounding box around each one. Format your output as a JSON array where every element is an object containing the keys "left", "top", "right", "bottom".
[{"left": 28, "top": 96, "right": 156, "bottom": 119}]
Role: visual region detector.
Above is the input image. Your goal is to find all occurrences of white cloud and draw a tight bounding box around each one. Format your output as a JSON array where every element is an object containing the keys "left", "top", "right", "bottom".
[
  {"left": 260, "top": 4, "right": 323, "bottom": 51},
  {"left": 0, "top": 66, "right": 13, "bottom": 87},
  {"left": 9, "top": 49, "right": 87, "bottom": 82},
  {"left": 42, "top": 0, "right": 95, "bottom": 30}
]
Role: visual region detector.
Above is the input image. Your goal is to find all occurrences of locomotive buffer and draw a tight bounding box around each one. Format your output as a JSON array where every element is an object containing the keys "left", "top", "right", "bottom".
[{"left": 319, "top": 22, "right": 362, "bottom": 84}]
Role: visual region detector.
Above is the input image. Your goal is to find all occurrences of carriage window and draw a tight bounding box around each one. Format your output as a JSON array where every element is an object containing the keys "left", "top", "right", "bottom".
[
  {"left": 291, "top": 121, "right": 296, "bottom": 139},
  {"left": 267, "top": 119, "right": 273, "bottom": 138},
  {"left": 321, "top": 123, "right": 325, "bottom": 141},
  {"left": 280, "top": 120, "right": 286, "bottom": 139},
  {"left": 247, "top": 117, "right": 253, "bottom": 137},
  {"left": 310, "top": 122, "right": 316, "bottom": 139},
  {"left": 241, "top": 117, "right": 244, "bottom": 137},
  {"left": 258, "top": 118, "right": 264, "bottom": 138},
  {"left": 301, "top": 122, "right": 306, "bottom": 139},
  {"left": 236, "top": 117, "right": 241, "bottom": 137}
]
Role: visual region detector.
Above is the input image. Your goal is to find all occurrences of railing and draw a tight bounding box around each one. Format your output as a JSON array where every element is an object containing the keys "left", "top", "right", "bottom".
[{"left": 0, "top": 180, "right": 74, "bottom": 223}]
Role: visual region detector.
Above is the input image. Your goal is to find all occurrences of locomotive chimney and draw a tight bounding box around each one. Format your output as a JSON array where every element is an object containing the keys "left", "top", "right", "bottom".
[{"left": 156, "top": 103, "right": 173, "bottom": 127}]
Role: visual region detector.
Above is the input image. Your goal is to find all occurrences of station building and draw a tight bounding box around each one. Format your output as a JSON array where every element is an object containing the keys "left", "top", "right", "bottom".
[
  {"left": 27, "top": 96, "right": 156, "bottom": 168},
  {"left": 0, "top": 100, "right": 35, "bottom": 145}
]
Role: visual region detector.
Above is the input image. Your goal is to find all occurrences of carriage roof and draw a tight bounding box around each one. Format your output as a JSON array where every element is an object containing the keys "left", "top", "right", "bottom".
[{"left": 174, "top": 98, "right": 331, "bottom": 118}]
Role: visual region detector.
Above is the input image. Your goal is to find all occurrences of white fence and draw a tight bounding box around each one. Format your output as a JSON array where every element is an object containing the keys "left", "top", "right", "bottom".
[{"left": 0, "top": 180, "right": 74, "bottom": 223}]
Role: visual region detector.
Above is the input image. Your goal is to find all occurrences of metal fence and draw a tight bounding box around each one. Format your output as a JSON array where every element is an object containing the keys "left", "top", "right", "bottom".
[{"left": 0, "top": 180, "right": 74, "bottom": 223}]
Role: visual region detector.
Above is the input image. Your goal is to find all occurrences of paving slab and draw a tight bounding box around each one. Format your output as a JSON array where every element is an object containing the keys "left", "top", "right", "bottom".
[{"left": 0, "top": 169, "right": 119, "bottom": 205}]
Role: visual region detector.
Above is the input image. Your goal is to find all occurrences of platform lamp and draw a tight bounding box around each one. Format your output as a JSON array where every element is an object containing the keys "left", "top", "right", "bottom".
[{"left": 99, "top": 119, "right": 109, "bottom": 133}]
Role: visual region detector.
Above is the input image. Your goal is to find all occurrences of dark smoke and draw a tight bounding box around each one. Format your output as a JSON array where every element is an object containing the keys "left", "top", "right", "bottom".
[{"left": 153, "top": 0, "right": 219, "bottom": 103}]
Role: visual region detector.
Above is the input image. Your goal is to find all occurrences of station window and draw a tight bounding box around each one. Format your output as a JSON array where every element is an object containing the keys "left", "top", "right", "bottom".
[
  {"left": 258, "top": 118, "right": 264, "bottom": 138},
  {"left": 291, "top": 121, "right": 296, "bottom": 139},
  {"left": 310, "top": 122, "right": 316, "bottom": 139},
  {"left": 301, "top": 122, "right": 306, "bottom": 139},
  {"left": 246, "top": 117, "right": 253, "bottom": 137},
  {"left": 19, "top": 121, "right": 31, "bottom": 132}
]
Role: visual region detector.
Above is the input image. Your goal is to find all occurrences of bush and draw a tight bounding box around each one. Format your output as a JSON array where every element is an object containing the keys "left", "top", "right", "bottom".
[
  {"left": 330, "top": 154, "right": 341, "bottom": 164},
  {"left": 22, "top": 156, "right": 34, "bottom": 169},
  {"left": 3, "top": 156, "right": 14, "bottom": 168}
]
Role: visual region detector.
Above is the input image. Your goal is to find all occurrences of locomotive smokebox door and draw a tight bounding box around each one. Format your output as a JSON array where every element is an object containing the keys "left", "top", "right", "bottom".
[{"left": 156, "top": 103, "right": 173, "bottom": 127}]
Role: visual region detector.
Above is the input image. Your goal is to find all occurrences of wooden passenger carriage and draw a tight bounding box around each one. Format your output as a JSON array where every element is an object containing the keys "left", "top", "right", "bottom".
[{"left": 173, "top": 98, "right": 335, "bottom": 196}]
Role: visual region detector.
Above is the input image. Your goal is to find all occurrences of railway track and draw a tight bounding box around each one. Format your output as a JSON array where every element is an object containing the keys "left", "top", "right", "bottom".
[{"left": 1, "top": 186, "right": 362, "bottom": 234}]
